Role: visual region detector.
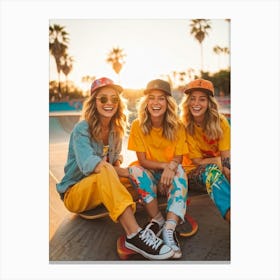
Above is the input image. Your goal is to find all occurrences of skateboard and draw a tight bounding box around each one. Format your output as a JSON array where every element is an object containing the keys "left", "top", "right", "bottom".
[
  {"left": 116, "top": 235, "right": 138, "bottom": 260},
  {"left": 116, "top": 215, "right": 198, "bottom": 260},
  {"left": 78, "top": 196, "right": 170, "bottom": 220},
  {"left": 116, "top": 199, "right": 199, "bottom": 260},
  {"left": 78, "top": 204, "right": 109, "bottom": 220},
  {"left": 179, "top": 212, "right": 199, "bottom": 237},
  {"left": 78, "top": 194, "right": 199, "bottom": 259}
]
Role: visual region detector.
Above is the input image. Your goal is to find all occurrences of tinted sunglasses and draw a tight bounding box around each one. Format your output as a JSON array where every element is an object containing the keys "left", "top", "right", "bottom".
[{"left": 96, "top": 96, "right": 119, "bottom": 104}]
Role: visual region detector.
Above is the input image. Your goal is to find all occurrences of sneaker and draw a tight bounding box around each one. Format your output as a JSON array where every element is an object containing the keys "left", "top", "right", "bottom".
[
  {"left": 125, "top": 227, "right": 174, "bottom": 260},
  {"left": 162, "top": 227, "right": 182, "bottom": 259},
  {"left": 144, "top": 220, "right": 163, "bottom": 237}
]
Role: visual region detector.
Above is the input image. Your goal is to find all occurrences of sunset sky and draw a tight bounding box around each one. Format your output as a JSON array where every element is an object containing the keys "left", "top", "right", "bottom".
[{"left": 49, "top": 18, "right": 230, "bottom": 89}]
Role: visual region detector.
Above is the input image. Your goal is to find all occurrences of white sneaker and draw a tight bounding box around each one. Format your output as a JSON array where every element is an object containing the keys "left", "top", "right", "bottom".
[{"left": 162, "top": 227, "right": 182, "bottom": 259}]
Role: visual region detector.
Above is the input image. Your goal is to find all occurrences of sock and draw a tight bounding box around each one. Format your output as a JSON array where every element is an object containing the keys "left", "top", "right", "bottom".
[
  {"left": 127, "top": 227, "right": 142, "bottom": 239},
  {"left": 164, "top": 219, "right": 177, "bottom": 231},
  {"left": 151, "top": 212, "right": 165, "bottom": 227}
]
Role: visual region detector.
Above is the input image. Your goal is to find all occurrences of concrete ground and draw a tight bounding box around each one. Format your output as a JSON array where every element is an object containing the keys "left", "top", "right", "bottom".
[{"left": 49, "top": 114, "right": 230, "bottom": 263}]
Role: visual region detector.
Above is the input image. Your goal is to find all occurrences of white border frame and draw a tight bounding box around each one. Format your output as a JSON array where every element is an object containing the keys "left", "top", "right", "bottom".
[{"left": 1, "top": 1, "right": 279, "bottom": 279}]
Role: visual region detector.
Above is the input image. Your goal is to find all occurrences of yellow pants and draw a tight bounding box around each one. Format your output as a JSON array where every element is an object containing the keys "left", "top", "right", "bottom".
[{"left": 63, "top": 162, "right": 136, "bottom": 222}]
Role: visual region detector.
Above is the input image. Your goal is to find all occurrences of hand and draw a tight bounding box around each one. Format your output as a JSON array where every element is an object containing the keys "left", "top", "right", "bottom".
[
  {"left": 114, "top": 166, "right": 129, "bottom": 177},
  {"left": 159, "top": 164, "right": 175, "bottom": 191},
  {"left": 93, "top": 158, "right": 106, "bottom": 173},
  {"left": 158, "top": 182, "right": 169, "bottom": 196}
]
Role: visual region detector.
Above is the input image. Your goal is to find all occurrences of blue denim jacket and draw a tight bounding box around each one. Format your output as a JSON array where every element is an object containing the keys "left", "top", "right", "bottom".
[{"left": 56, "top": 120, "right": 123, "bottom": 195}]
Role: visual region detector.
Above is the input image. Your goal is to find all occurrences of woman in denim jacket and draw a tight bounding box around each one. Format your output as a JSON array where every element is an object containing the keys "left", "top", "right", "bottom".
[{"left": 56, "top": 77, "right": 174, "bottom": 260}]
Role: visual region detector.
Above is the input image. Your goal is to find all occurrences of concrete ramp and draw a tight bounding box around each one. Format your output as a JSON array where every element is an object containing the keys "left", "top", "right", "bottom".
[
  {"left": 49, "top": 112, "right": 137, "bottom": 168},
  {"left": 49, "top": 112, "right": 81, "bottom": 144}
]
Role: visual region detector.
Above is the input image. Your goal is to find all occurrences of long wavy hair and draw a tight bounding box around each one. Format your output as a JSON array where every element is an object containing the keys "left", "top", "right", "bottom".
[
  {"left": 81, "top": 88, "right": 127, "bottom": 142},
  {"left": 180, "top": 93, "right": 223, "bottom": 140},
  {"left": 138, "top": 94, "right": 181, "bottom": 141}
]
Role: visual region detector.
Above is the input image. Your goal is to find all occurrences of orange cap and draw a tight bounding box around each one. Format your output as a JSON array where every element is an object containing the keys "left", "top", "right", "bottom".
[{"left": 184, "top": 79, "right": 214, "bottom": 96}]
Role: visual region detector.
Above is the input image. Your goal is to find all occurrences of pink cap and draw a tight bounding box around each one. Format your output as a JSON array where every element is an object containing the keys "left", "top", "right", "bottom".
[{"left": 90, "top": 77, "right": 123, "bottom": 95}]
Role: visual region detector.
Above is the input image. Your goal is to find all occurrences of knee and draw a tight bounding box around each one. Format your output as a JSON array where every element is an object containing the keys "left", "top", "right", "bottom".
[
  {"left": 205, "top": 163, "right": 223, "bottom": 179},
  {"left": 206, "top": 163, "right": 220, "bottom": 172},
  {"left": 128, "top": 165, "right": 144, "bottom": 173}
]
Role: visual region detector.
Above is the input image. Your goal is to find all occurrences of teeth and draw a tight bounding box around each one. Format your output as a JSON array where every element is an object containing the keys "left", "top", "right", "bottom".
[
  {"left": 104, "top": 107, "right": 113, "bottom": 111},
  {"left": 192, "top": 107, "right": 201, "bottom": 111},
  {"left": 152, "top": 107, "right": 161, "bottom": 110}
]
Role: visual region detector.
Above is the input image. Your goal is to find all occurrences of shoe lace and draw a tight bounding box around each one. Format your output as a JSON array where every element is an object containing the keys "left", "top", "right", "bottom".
[
  {"left": 139, "top": 228, "right": 162, "bottom": 250},
  {"left": 165, "top": 229, "right": 177, "bottom": 247}
]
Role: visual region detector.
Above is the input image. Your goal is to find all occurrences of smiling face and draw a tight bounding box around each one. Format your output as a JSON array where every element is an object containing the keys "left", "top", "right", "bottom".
[
  {"left": 95, "top": 87, "right": 119, "bottom": 119},
  {"left": 188, "top": 91, "right": 209, "bottom": 121},
  {"left": 146, "top": 90, "right": 167, "bottom": 121}
]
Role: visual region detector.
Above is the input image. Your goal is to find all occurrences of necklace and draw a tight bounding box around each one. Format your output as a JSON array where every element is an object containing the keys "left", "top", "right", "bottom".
[{"left": 102, "top": 127, "right": 110, "bottom": 145}]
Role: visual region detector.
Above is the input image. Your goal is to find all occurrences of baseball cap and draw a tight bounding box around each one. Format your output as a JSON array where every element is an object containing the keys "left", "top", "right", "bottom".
[
  {"left": 90, "top": 77, "right": 123, "bottom": 96},
  {"left": 184, "top": 78, "right": 214, "bottom": 96},
  {"left": 144, "top": 79, "right": 171, "bottom": 96}
]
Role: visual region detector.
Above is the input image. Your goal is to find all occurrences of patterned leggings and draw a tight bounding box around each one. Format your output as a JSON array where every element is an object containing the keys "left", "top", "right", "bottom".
[
  {"left": 188, "top": 163, "right": 230, "bottom": 218},
  {"left": 128, "top": 164, "right": 188, "bottom": 221}
]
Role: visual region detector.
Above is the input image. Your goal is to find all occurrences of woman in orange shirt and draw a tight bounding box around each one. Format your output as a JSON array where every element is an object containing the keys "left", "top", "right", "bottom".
[
  {"left": 181, "top": 78, "right": 230, "bottom": 222},
  {"left": 127, "top": 79, "right": 189, "bottom": 259}
]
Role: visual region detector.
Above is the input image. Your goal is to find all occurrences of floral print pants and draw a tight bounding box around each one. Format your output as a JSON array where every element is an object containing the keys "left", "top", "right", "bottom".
[
  {"left": 188, "top": 163, "right": 230, "bottom": 217},
  {"left": 128, "top": 164, "right": 188, "bottom": 221}
]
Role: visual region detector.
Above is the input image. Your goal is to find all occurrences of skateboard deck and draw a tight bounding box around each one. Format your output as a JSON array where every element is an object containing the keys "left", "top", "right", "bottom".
[
  {"left": 179, "top": 212, "right": 199, "bottom": 237},
  {"left": 79, "top": 204, "right": 109, "bottom": 220},
  {"left": 78, "top": 197, "right": 168, "bottom": 219},
  {"left": 117, "top": 235, "right": 138, "bottom": 260},
  {"left": 79, "top": 198, "right": 198, "bottom": 238}
]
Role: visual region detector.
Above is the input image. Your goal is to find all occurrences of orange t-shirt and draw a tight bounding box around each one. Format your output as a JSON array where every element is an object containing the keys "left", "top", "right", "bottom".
[
  {"left": 183, "top": 114, "right": 230, "bottom": 173},
  {"left": 128, "top": 119, "right": 189, "bottom": 163}
]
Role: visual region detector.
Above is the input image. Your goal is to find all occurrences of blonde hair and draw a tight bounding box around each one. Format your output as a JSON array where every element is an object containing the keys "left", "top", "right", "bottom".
[
  {"left": 138, "top": 94, "right": 181, "bottom": 141},
  {"left": 81, "top": 89, "right": 127, "bottom": 142},
  {"left": 180, "top": 93, "right": 223, "bottom": 140}
]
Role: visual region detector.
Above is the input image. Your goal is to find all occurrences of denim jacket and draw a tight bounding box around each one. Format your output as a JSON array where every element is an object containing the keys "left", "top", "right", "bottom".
[{"left": 56, "top": 120, "right": 123, "bottom": 195}]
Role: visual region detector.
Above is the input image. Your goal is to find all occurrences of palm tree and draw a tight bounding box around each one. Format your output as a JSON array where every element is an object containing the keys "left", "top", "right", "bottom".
[
  {"left": 81, "top": 75, "right": 96, "bottom": 96},
  {"left": 222, "top": 47, "right": 230, "bottom": 68},
  {"left": 61, "top": 54, "right": 74, "bottom": 93},
  {"left": 213, "top": 45, "right": 223, "bottom": 69},
  {"left": 221, "top": 47, "right": 230, "bottom": 70},
  {"left": 81, "top": 75, "right": 95, "bottom": 83},
  {"left": 186, "top": 67, "right": 196, "bottom": 81},
  {"left": 213, "top": 45, "right": 230, "bottom": 70},
  {"left": 189, "top": 19, "right": 211, "bottom": 73},
  {"left": 106, "top": 47, "right": 126, "bottom": 83},
  {"left": 178, "top": 71, "right": 187, "bottom": 87},
  {"left": 49, "top": 24, "right": 69, "bottom": 94}
]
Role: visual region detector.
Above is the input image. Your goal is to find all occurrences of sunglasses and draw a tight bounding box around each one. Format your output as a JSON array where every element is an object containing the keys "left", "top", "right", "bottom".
[{"left": 96, "top": 96, "right": 119, "bottom": 104}]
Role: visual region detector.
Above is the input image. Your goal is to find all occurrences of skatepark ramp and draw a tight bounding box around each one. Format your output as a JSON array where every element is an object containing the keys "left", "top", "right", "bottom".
[{"left": 49, "top": 112, "right": 81, "bottom": 143}]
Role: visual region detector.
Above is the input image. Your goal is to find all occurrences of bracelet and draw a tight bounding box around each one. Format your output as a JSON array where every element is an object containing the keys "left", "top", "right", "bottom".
[
  {"left": 167, "top": 165, "right": 175, "bottom": 172},
  {"left": 167, "top": 160, "right": 178, "bottom": 172}
]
